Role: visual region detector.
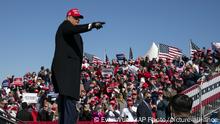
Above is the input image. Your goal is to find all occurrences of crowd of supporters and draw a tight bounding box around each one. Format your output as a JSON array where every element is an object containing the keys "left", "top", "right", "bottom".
[{"left": 0, "top": 48, "right": 220, "bottom": 122}]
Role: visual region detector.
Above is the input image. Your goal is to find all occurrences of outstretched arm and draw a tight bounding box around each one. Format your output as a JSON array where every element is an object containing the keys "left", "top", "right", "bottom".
[{"left": 62, "top": 21, "right": 105, "bottom": 35}]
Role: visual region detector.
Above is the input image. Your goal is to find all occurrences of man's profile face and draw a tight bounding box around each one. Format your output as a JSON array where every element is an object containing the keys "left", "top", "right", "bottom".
[{"left": 67, "top": 16, "right": 80, "bottom": 26}]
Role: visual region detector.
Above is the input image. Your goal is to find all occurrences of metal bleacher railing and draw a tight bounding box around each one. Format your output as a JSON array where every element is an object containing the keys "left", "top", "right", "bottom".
[
  {"left": 0, "top": 110, "right": 24, "bottom": 124},
  {"left": 181, "top": 73, "right": 220, "bottom": 123}
]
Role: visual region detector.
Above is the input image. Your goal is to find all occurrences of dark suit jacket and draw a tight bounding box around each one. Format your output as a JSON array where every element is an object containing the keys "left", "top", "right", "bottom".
[
  {"left": 16, "top": 109, "right": 33, "bottom": 121},
  {"left": 52, "top": 20, "right": 91, "bottom": 100},
  {"left": 137, "top": 100, "right": 152, "bottom": 124},
  {"left": 37, "top": 109, "right": 51, "bottom": 121}
]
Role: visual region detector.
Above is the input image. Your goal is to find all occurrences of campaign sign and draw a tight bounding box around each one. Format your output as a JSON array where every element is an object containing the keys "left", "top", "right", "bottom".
[
  {"left": 22, "top": 93, "right": 38, "bottom": 104},
  {"left": 2, "top": 79, "right": 9, "bottom": 87}
]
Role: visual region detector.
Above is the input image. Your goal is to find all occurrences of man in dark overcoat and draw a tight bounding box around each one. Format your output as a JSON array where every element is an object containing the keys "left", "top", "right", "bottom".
[{"left": 51, "top": 8, "right": 104, "bottom": 124}]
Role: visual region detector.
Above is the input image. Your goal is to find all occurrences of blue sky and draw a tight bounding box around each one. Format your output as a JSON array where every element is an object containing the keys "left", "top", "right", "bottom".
[{"left": 0, "top": 0, "right": 220, "bottom": 82}]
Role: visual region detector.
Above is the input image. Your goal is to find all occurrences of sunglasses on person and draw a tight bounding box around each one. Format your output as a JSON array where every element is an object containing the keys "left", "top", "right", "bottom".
[
  {"left": 73, "top": 16, "right": 81, "bottom": 20},
  {"left": 146, "top": 97, "right": 152, "bottom": 100}
]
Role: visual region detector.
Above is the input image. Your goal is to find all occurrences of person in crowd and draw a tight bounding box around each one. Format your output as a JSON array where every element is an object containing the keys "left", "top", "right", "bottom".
[
  {"left": 50, "top": 102, "right": 59, "bottom": 121},
  {"left": 121, "top": 97, "right": 137, "bottom": 122},
  {"left": 16, "top": 102, "right": 33, "bottom": 121},
  {"left": 79, "top": 104, "right": 92, "bottom": 121},
  {"left": 117, "top": 93, "right": 127, "bottom": 113},
  {"left": 156, "top": 90, "right": 168, "bottom": 119},
  {"left": 170, "top": 94, "right": 194, "bottom": 124},
  {"left": 38, "top": 66, "right": 46, "bottom": 81},
  {"left": 51, "top": 8, "right": 105, "bottom": 124},
  {"left": 105, "top": 100, "right": 120, "bottom": 122},
  {"left": 37, "top": 102, "right": 52, "bottom": 121},
  {"left": 163, "top": 78, "right": 177, "bottom": 99},
  {"left": 172, "top": 77, "right": 186, "bottom": 93},
  {"left": 137, "top": 91, "right": 153, "bottom": 124},
  {"left": 29, "top": 103, "right": 38, "bottom": 122},
  {"left": 92, "top": 104, "right": 105, "bottom": 121},
  {"left": 131, "top": 90, "right": 141, "bottom": 107},
  {"left": 0, "top": 98, "right": 8, "bottom": 124},
  {"left": 182, "top": 65, "right": 200, "bottom": 88}
]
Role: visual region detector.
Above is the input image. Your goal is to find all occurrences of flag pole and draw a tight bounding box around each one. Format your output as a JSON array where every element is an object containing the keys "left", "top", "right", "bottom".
[
  {"left": 104, "top": 48, "right": 106, "bottom": 62},
  {"left": 189, "top": 39, "right": 192, "bottom": 59},
  {"left": 129, "top": 47, "right": 130, "bottom": 60},
  {"left": 157, "top": 42, "right": 159, "bottom": 60}
]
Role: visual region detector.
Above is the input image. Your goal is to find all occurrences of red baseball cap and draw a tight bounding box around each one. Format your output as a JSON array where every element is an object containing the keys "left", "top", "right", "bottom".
[
  {"left": 110, "top": 100, "right": 116, "bottom": 105},
  {"left": 66, "top": 8, "right": 84, "bottom": 19},
  {"left": 158, "top": 90, "right": 163, "bottom": 94},
  {"left": 142, "top": 82, "right": 149, "bottom": 89},
  {"left": 127, "top": 97, "right": 133, "bottom": 102},
  {"left": 164, "top": 75, "right": 169, "bottom": 79}
]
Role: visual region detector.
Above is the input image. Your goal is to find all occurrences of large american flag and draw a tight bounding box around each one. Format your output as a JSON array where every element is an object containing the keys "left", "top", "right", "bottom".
[
  {"left": 190, "top": 41, "right": 200, "bottom": 57},
  {"left": 158, "top": 43, "right": 182, "bottom": 60}
]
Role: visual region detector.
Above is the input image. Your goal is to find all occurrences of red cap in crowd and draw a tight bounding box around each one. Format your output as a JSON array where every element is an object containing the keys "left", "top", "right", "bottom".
[
  {"left": 142, "top": 82, "right": 149, "bottom": 89},
  {"left": 151, "top": 75, "right": 157, "bottom": 80},
  {"left": 28, "top": 80, "right": 33, "bottom": 84},
  {"left": 110, "top": 100, "right": 116, "bottom": 105},
  {"left": 164, "top": 75, "right": 169, "bottom": 80},
  {"left": 127, "top": 97, "right": 133, "bottom": 102},
  {"left": 34, "top": 89, "right": 39, "bottom": 93},
  {"left": 107, "top": 87, "right": 113, "bottom": 93},
  {"left": 158, "top": 90, "right": 163, "bottom": 94},
  {"left": 94, "top": 96, "right": 99, "bottom": 101},
  {"left": 109, "top": 83, "right": 116, "bottom": 88},
  {"left": 93, "top": 89, "right": 99, "bottom": 94},
  {"left": 90, "top": 99, "right": 96, "bottom": 105},
  {"left": 166, "top": 80, "right": 171, "bottom": 84},
  {"left": 11, "top": 106, "right": 18, "bottom": 111},
  {"left": 177, "top": 78, "right": 183, "bottom": 81},
  {"left": 103, "top": 94, "right": 109, "bottom": 99},
  {"left": 66, "top": 8, "right": 84, "bottom": 19},
  {"left": 130, "top": 76, "right": 135, "bottom": 81}
]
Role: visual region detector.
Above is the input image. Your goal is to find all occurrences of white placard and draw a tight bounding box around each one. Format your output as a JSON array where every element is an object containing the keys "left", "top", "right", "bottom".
[{"left": 22, "top": 93, "right": 38, "bottom": 104}]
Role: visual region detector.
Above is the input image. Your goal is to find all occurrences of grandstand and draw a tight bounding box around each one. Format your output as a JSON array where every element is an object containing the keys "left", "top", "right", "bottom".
[{"left": 1, "top": 43, "right": 220, "bottom": 124}]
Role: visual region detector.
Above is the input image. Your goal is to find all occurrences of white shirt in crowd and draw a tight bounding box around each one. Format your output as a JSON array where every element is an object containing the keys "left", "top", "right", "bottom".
[
  {"left": 106, "top": 110, "right": 120, "bottom": 122},
  {"left": 121, "top": 106, "right": 137, "bottom": 122}
]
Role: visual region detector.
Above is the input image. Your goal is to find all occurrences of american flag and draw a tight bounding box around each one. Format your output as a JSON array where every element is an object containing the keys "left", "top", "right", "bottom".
[
  {"left": 158, "top": 43, "right": 182, "bottom": 60},
  {"left": 92, "top": 56, "right": 103, "bottom": 64},
  {"left": 190, "top": 40, "right": 200, "bottom": 57}
]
